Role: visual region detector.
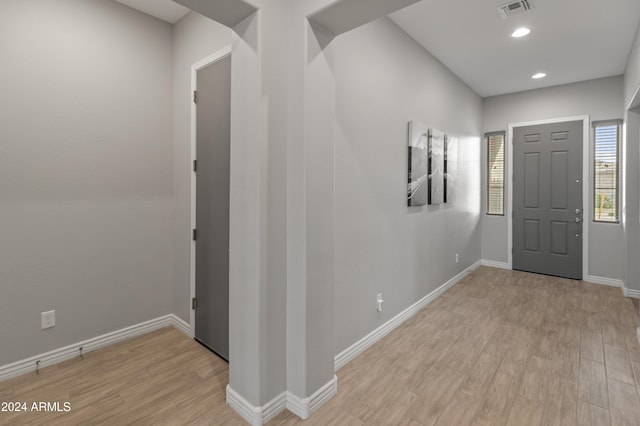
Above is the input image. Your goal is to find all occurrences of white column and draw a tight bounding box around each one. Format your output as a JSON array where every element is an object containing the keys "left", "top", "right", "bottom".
[
  {"left": 227, "top": 0, "right": 290, "bottom": 410},
  {"left": 286, "top": 2, "right": 337, "bottom": 412},
  {"left": 624, "top": 111, "right": 640, "bottom": 295},
  {"left": 172, "top": 0, "right": 422, "bottom": 421}
]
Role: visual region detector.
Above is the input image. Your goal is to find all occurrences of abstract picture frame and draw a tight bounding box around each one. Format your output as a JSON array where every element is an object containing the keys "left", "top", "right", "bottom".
[
  {"left": 407, "top": 121, "right": 429, "bottom": 206},
  {"left": 428, "top": 128, "right": 445, "bottom": 205},
  {"left": 445, "top": 135, "right": 458, "bottom": 203}
]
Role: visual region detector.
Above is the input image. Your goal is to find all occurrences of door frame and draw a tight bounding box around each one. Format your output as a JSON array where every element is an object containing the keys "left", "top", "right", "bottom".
[
  {"left": 507, "top": 115, "right": 590, "bottom": 279},
  {"left": 189, "top": 45, "right": 232, "bottom": 335}
]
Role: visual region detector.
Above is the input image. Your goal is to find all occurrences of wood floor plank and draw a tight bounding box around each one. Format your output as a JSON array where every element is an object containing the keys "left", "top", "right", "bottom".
[
  {"left": 583, "top": 312, "right": 606, "bottom": 335},
  {"left": 445, "top": 332, "right": 488, "bottom": 374},
  {"left": 541, "top": 377, "right": 577, "bottom": 426},
  {"left": 557, "top": 323, "right": 581, "bottom": 346},
  {"left": 519, "top": 355, "right": 554, "bottom": 403},
  {"left": 359, "top": 385, "right": 418, "bottom": 424},
  {"left": 604, "top": 297, "right": 638, "bottom": 326},
  {"left": 578, "top": 358, "right": 609, "bottom": 408},
  {"left": 626, "top": 333, "right": 640, "bottom": 363},
  {"left": 576, "top": 401, "right": 610, "bottom": 426},
  {"left": 580, "top": 331, "right": 605, "bottom": 363},
  {"left": 534, "top": 328, "right": 560, "bottom": 360},
  {"left": 434, "top": 391, "right": 483, "bottom": 426},
  {"left": 608, "top": 378, "right": 640, "bottom": 426},
  {"left": 497, "top": 335, "right": 536, "bottom": 378},
  {"left": 604, "top": 344, "right": 635, "bottom": 385},
  {"left": 553, "top": 341, "right": 579, "bottom": 382},
  {"left": 472, "top": 372, "right": 520, "bottom": 426},
  {"left": 580, "top": 293, "right": 600, "bottom": 313},
  {"left": 408, "top": 368, "right": 466, "bottom": 426},
  {"left": 325, "top": 411, "right": 365, "bottom": 426},
  {"left": 459, "top": 351, "right": 502, "bottom": 398},
  {"left": 484, "top": 323, "right": 524, "bottom": 357},
  {"left": 632, "top": 359, "right": 640, "bottom": 389},
  {"left": 506, "top": 396, "right": 544, "bottom": 426},
  {"left": 602, "top": 320, "right": 629, "bottom": 349}
]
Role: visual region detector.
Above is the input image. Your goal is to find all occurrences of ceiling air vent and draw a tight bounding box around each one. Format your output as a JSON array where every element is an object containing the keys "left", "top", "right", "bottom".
[{"left": 497, "top": 0, "right": 534, "bottom": 19}]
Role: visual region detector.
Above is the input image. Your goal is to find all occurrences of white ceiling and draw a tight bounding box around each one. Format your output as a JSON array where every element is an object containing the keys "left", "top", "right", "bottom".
[
  {"left": 113, "top": 0, "right": 189, "bottom": 24},
  {"left": 390, "top": 0, "right": 640, "bottom": 97},
  {"left": 112, "top": 0, "right": 640, "bottom": 97}
]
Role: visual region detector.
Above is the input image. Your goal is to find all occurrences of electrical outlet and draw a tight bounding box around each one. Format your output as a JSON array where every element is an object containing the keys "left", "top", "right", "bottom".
[
  {"left": 455, "top": 253, "right": 459, "bottom": 263},
  {"left": 41, "top": 310, "right": 55, "bottom": 330},
  {"left": 376, "top": 293, "right": 384, "bottom": 312}
]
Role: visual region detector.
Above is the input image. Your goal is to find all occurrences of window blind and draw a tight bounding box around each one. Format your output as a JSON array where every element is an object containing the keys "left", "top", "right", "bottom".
[
  {"left": 594, "top": 124, "right": 619, "bottom": 222},
  {"left": 487, "top": 133, "right": 505, "bottom": 215}
]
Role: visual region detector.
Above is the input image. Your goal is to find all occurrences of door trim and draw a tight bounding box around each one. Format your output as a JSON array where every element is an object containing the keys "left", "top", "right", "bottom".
[
  {"left": 189, "top": 45, "right": 232, "bottom": 335},
  {"left": 507, "top": 115, "right": 590, "bottom": 279}
]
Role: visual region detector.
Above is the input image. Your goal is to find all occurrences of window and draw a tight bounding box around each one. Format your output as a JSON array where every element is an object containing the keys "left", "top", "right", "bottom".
[
  {"left": 486, "top": 132, "right": 505, "bottom": 215},
  {"left": 593, "top": 120, "right": 621, "bottom": 223}
]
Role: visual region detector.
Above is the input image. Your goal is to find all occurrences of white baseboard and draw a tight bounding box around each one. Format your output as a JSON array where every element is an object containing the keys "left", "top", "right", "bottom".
[
  {"left": 0, "top": 315, "right": 176, "bottom": 382},
  {"left": 623, "top": 287, "right": 640, "bottom": 299},
  {"left": 286, "top": 375, "right": 338, "bottom": 420},
  {"left": 170, "top": 314, "right": 193, "bottom": 337},
  {"left": 226, "top": 376, "right": 337, "bottom": 425},
  {"left": 334, "top": 261, "right": 482, "bottom": 371},
  {"left": 262, "top": 391, "right": 288, "bottom": 424},
  {"left": 585, "top": 275, "right": 624, "bottom": 288},
  {"left": 226, "top": 385, "right": 287, "bottom": 426},
  {"left": 226, "top": 385, "right": 266, "bottom": 426},
  {"left": 480, "top": 259, "right": 511, "bottom": 270}
]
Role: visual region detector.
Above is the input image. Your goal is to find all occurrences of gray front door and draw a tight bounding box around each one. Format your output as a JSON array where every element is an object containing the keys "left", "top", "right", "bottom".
[
  {"left": 195, "top": 55, "right": 231, "bottom": 360},
  {"left": 513, "top": 121, "right": 583, "bottom": 279}
]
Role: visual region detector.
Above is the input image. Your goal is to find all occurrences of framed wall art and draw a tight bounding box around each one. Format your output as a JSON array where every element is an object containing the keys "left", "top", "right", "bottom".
[
  {"left": 445, "top": 135, "right": 457, "bottom": 203},
  {"left": 428, "top": 128, "right": 445, "bottom": 205},
  {"left": 407, "top": 121, "right": 429, "bottom": 206}
]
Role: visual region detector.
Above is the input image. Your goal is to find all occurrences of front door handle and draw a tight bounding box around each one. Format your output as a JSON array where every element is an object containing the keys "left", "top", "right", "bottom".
[{"left": 575, "top": 218, "right": 582, "bottom": 223}]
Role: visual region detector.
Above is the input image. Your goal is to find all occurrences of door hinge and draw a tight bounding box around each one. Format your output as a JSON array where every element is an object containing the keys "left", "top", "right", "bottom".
[
  {"left": 192, "top": 297, "right": 197, "bottom": 310},
  {"left": 192, "top": 229, "right": 197, "bottom": 241},
  {"left": 193, "top": 90, "right": 198, "bottom": 104},
  {"left": 193, "top": 160, "right": 197, "bottom": 172}
]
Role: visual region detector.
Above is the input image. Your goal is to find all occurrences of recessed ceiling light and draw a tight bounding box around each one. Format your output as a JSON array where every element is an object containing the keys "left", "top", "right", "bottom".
[
  {"left": 532, "top": 72, "right": 546, "bottom": 79},
  {"left": 511, "top": 27, "right": 531, "bottom": 38}
]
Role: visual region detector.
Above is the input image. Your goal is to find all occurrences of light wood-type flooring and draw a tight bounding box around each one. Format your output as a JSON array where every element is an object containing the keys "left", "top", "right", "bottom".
[{"left": 1, "top": 267, "right": 640, "bottom": 425}]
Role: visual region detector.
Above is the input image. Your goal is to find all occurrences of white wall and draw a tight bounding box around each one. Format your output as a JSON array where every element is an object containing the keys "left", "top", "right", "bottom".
[
  {"left": 171, "top": 12, "right": 232, "bottom": 323},
  {"left": 333, "top": 18, "right": 483, "bottom": 354},
  {"left": 0, "top": 0, "right": 174, "bottom": 365},
  {"left": 482, "top": 76, "right": 625, "bottom": 281}
]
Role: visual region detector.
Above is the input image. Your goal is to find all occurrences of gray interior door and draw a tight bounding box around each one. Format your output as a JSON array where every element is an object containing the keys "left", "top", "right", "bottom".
[
  {"left": 513, "top": 121, "right": 583, "bottom": 279},
  {"left": 195, "top": 55, "right": 231, "bottom": 361}
]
